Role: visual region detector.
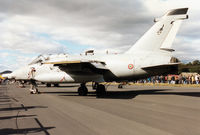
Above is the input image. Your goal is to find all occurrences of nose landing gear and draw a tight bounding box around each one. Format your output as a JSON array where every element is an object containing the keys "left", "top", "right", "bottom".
[{"left": 30, "top": 80, "right": 39, "bottom": 94}]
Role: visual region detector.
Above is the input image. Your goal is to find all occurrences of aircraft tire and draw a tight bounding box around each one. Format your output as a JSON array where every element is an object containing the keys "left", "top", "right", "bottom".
[
  {"left": 118, "top": 84, "right": 123, "bottom": 89},
  {"left": 30, "top": 88, "right": 39, "bottom": 94},
  {"left": 96, "top": 84, "right": 106, "bottom": 98},
  {"left": 78, "top": 86, "right": 88, "bottom": 96},
  {"left": 54, "top": 84, "right": 59, "bottom": 87},
  {"left": 46, "top": 83, "right": 51, "bottom": 87}
]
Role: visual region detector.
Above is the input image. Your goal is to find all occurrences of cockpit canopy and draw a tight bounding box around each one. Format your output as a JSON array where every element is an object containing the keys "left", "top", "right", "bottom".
[
  {"left": 28, "top": 54, "right": 68, "bottom": 65},
  {"left": 28, "top": 55, "right": 49, "bottom": 65}
]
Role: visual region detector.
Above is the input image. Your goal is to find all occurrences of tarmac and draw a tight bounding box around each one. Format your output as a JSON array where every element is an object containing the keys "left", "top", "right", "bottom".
[{"left": 0, "top": 83, "right": 200, "bottom": 135}]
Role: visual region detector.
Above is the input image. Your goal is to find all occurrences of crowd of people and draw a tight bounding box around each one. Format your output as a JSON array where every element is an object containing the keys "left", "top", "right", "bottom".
[
  {"left": 137, "top": 73, "right": 200, "bottom": 84},
  {"left": 1, "top": 73, "right": 200, "bottom": 85}
]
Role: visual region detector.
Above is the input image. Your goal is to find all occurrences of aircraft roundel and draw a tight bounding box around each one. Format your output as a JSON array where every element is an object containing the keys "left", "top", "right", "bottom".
[{"left": 128, "top": 64, "right": 134, "bottom": 69}]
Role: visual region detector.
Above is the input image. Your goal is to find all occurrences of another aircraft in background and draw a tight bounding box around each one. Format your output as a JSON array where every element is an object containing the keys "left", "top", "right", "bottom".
[{"left": 8, "top": 8, "right": 189, "bottom": 97}]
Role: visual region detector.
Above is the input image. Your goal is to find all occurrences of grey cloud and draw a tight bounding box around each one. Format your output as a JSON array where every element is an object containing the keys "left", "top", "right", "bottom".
[
  {"left": 0, "top": 0, "right": 151, "bottom": 50},
  {"left": 0, "top": 0, "right": 198, "bottom": 71},
  {"left": 0, "top": 0, "right": 148, "bottom": 31},
  {"left": 173, "top": 37, "right": 200, "bottom": 62}
]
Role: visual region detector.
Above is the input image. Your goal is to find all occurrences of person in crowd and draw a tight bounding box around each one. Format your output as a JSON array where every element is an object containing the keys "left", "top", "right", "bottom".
[
  {"left": 191, "top": 75, "right": 195, "bottom": 84},
  {"left": 195, "top": 74, "right": 199, "bottom": 84},
  {"left": 171, "top": 76, "right": 175, "bottom": 84},
  {"left": 168, "top": 75, "right": 172, "bottom": 84},
  {"left": 147, "top": 77, "right": 151, "bottom": 83},
  {"left": 178, "top": 74, "right": 183, "bottom": 84},
  {"left": 182, "top": 76, "right": 186, "bottom": 84},
  {"left": 152, "top": 76, "right": 156, "bottom": 84},
  {"left": 188, "top": 76, "right": 192, "bottom": 84}
]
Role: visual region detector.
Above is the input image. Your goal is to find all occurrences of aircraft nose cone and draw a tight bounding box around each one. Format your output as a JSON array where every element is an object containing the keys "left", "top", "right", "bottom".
[
  {"left": 13, "top": 66, "right": 31, "bottom": 80},
  {"left": 11, "top": 71, "right": 17, "bottom": 79}
]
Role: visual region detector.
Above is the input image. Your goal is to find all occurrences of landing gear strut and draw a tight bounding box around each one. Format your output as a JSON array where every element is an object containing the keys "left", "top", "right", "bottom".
[
  {"left": 92, "top": 82, "right": 98, "bottom": 90},
  {"left": 30, "top": 80, "right": 39, "bottom": 94},
  {"left": 78, "top": 83, "right": 88, "bottom": 96}
]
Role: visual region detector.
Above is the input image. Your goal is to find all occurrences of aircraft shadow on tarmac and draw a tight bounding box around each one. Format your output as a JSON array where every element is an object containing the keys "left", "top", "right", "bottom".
[
  {"left": 0, "top": 105, "right": 48, "bottom": 112},
  {"left": 55, "top": 85, "right": 80, "bottom": 88},
  {"left": 39, "top": 85, "right": 80, "bottom": 88},
  {"left": 41, "top": 91, "right": 77, "bottom": 94},
  {"left": 103, "top": 89, "right": 200, "bottom": 99},
  {"left": 0, "top": 96, "right": 11, "bottom": 102},
  {"left": 0, "top": 115, "right": 37, "bottom": 120},
  {"left": 0, "top": 99, "right": 11, "bottom": 102},
  {"left": 43, "top": 89, "right": 200, "bottom": 99},
  {"left": 0, "top": 118, "right": 55, "bottom": 135},
  {"left": 0, "top": 97, "right": 10, "bottom": 100},
  {"left": 0, "top": 127, "right": 54, "bottom": 135}
]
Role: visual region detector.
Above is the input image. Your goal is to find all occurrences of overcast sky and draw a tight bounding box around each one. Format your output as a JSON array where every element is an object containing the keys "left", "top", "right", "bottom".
[{"left": 0, "top": 0, "right": 199, "bottom": 71}]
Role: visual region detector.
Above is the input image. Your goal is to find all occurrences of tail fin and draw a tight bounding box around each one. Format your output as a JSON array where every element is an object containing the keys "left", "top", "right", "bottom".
[{"left": 126, "top": 8, "right": 188, "bottom": 53}]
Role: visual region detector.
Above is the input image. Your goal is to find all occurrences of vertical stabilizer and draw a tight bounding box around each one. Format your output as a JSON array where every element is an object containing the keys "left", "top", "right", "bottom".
[{"left": 126, "top": 8, "right": 188, "bottom": 53}]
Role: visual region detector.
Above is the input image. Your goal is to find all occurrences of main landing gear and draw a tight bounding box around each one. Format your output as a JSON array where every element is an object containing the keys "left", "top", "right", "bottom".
[
  {"left": 78, "top": 83, "right": 88, "bottom": 96},
  {"left": 78, "top": 83, "right": 106, "bottom": 98},
  {"left": 46, "top": 83, "right": 51, "bottom": 87},
  {"left": 30, "top": 80, "right": 39, "bottom": 94},
  {"left": 96, "top": 84, "right": 106, "bottom": 98},
  {"left": 118, "top": 84, "right": 123, "bottom": 89}
]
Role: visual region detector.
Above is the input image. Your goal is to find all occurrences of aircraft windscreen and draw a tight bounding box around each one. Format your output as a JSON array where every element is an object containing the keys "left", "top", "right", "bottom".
[
  {"left": 28, "top": 55, "right": 49, "bottom": 65},
  {"left": 28, "top": 54, "right": 68, "bottom": 65}
]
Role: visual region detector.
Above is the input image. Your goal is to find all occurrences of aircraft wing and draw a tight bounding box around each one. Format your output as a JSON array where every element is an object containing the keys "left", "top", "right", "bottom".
[
  {"left": 45, "top": 60, "right": 109, "bottom": 75},
  {"left": 141, "top": 63, "right": 180, "bottom": 75}
]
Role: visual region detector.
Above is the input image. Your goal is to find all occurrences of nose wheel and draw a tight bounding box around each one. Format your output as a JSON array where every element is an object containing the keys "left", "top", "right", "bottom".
[
  {"left": 30, "top": 80, "right": 39, "bottom": 94},
  {"left": 78, "top": 83, "right": 88, "bottom": 96},
  {"left": 30, "top": 88, "right": 39, "bottom": 94}
]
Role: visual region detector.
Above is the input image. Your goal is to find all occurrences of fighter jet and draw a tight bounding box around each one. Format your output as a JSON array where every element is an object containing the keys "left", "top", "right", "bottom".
[{"left": 10, "top": 8, "right": 188, "bottom": 97}]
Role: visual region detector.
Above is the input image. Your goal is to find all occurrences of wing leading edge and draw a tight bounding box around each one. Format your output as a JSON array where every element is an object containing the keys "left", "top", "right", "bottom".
[{"left": 45, "top": 60, "right": 108, "bottom": 75}]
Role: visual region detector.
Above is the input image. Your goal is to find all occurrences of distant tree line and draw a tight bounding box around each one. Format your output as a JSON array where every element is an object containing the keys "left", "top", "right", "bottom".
[{"left": 179, "top": 60, "right": 200, "bottom": 74}]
